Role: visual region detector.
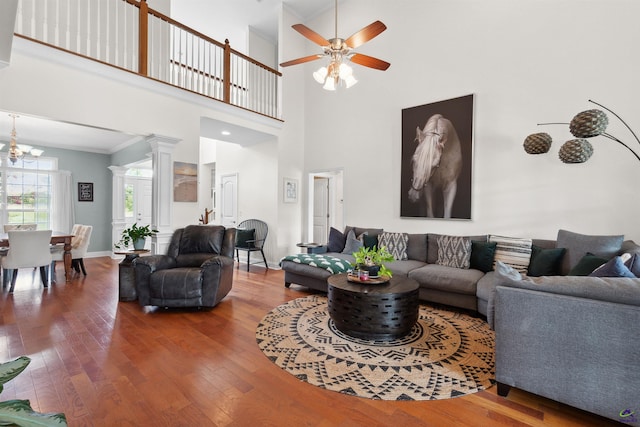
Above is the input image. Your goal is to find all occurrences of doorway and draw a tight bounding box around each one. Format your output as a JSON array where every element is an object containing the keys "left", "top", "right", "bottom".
[
  {"left": 220, "top": 173, "right": 238, "bottom": 228},
  {"left": 124, "top": 176, "right": 153, "bottom": 249},
  {"left": 307, "top": 169, "right": 344, "bottom": 244}
]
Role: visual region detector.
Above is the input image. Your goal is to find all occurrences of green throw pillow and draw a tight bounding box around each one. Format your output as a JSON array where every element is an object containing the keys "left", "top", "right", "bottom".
[
  {"left": 236, "top": 228, "right": 255, "bottom": 248},
  {"left": 363, "top": 234, "right": 378, "bottom": 250},
  {"left": 470, "top": 241, "right": 497, "bottom": 273},
  {"left": 527, "top": 246, "right": 566, "bottom": 276},
  {"left": 568, "top": 253, "right": 608, "bottom": 276}
]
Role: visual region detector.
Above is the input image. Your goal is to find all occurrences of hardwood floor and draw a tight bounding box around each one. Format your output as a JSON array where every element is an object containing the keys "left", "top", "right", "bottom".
[{"left": 0, "top": 258, "right": 621, "bottom": 426}]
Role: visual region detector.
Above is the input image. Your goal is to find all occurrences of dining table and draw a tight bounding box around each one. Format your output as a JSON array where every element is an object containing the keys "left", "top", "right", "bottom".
[{"left": 0, "top": 231, "right": 74, "bottom": 282}]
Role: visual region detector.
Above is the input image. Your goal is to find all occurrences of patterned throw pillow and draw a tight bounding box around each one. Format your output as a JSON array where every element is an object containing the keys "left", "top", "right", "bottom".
[
  {"left": 436, "top": 235, "right": 472, "bottom": 269},
  {"left": 489, "top": 235, "right": 533, "bottom": 274},
  {"left": 378, "top": 232, "right": 409, "bottom": 260}
]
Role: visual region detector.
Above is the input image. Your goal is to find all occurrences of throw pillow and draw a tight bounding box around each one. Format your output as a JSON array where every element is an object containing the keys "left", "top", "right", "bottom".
[
  {"left": 556, "top": 229, "right": 624, "bottom": 275},
  {"left": 342, "top": 230, "right": 363, "bottom": 254},
  {"left": 568, "top": 253, "right": 608, "bottom": 276},
  {"left": 489, "top": 235, "right": 533, "bottom": 274},
  {"left": 625, "top": 253, "right": 640, "bottom": 277},
  {"left": 436, "top": 235, "right": 472, "bottom": 269},
  {"left": 327, "top": 227, "right": 346, "bottom": 252},
  {"left": 236, "top": 228, "right": 255, "bottom": 248},
  {"left": 378, "top": 232, "right": 409, "bottom": 260},
  {"left": 363, "top": 234, "right": 378, "bottom": 250},
  {"left": 589, "top": 256, "right": 636, "bottom": 278},
  {"left": 470, "top": 241, "right": 497, "bottom": 273},
  {"left": 527, "top": 246, "right": 566, "bottom": 277}
]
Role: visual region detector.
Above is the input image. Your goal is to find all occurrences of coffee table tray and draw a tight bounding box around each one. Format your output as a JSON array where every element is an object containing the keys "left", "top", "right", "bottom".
[{"left": 346, "top": 273, "right": 390, "bottom": 284}]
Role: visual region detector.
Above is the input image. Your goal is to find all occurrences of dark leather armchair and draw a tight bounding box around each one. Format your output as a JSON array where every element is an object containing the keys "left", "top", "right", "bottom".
[{"left": 133, "top": 225, "right": 236, "bottom": 308}]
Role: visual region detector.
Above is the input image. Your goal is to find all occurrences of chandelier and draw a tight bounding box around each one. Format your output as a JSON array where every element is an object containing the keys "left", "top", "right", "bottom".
[
  {"left": 1, "top": 114, "right": 44, "bottom": 164},
  {"left": 313, "top": 55, "right": 357, "bottom": 91}
]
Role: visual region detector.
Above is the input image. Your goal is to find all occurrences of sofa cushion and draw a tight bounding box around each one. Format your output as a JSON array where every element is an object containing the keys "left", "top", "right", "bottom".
[
  {"left": 378, "top": 232, "right": 409, "bottom": 260},
  {"left": 626, "top": 253, "right": 640, "bottom": 277},
  {"left": 363, "top": 234, "right": 378, "bottom": 250},
  {"left": 556, "top": 229, "right": 624, "bottom": 275},
  {"left": 527, "top": 245, "right": 566, "bottom": 276},
  {"left": 344, "top": 226, "right": 383, "bottom": 240},
  {"left": 342, "top": 229, "right": 363, "bottom": 254},
  {"left": 568, "top": 253, "right": 608, "bottom": 276},
  {"left": 436, "top": 235, "right": 471, "bottom": 269},
  {"left": 386, "top": 259, "right": 427, "bottom": 277},
  {"left": 409, "top": 264, "right": 484, "bottom": 295},
  {"left": 489, "top": 235, "right": 533, "bottom": 274},
  {"left": 470, "top": 241, "right": 497, "bottom": 273},
  {"left": 427, "top": 234, "right": 487, "bottom": 264},
  {"left": 589, "top": 256, "right": 636, "bottom": 278},
  {"left": 327, "top": 227, "right": 346, "bottom": 252},
  {"left": 406, "top": 233, "right": 428, "bottom": 262}
]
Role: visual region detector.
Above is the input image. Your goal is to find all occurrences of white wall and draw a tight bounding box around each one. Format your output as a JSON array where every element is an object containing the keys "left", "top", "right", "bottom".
[{"left": 296, "top": 0, "right": 640, "bottom": 242}]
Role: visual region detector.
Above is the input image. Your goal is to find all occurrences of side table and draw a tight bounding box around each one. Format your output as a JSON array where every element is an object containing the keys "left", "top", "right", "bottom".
[
  {"left": 114, "top": 250, "right": 150, "bottom": 302},
  {"left": 296, "top": 242, "right": 324, "bottom": 254}
]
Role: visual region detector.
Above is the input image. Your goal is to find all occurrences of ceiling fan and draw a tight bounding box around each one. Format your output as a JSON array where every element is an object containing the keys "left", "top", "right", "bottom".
[{"left": 280, "top": 0, "right": 390, "bottom": 90}]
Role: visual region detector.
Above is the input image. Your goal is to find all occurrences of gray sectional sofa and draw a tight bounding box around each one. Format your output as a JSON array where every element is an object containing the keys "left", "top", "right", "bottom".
[
  {"left": 281, "top": 225, "right": 640, "bottom": 423},
  {"left": 281, "top": 226, "right": 640, "bottom": 326}
]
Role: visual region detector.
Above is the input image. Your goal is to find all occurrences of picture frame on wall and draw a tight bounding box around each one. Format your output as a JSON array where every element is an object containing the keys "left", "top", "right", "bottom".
[
  {"left": 78, "top": 182, "right": 93, "bottom": 202},
  {"left": 173, "top": 161, "right": 198, "bottom": 202},
  {"left": 283, "top": 178, "right": 298, "bottom": 203},
  {"left": 400, "top": 94, "right": 474, "bottom": 220}
]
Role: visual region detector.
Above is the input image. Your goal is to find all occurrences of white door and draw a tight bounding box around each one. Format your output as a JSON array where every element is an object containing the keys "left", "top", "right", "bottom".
[
  {"left": 220, "top": 173, "right": 238, "bottom": 228},
  {"left": 124, "top": 177, "right": 153, "bottom": 249},
  {"left": 313, "top": 177, "right": 329, "bottom": 243}
]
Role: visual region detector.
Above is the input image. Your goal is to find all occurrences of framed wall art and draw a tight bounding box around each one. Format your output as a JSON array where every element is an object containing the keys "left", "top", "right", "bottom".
[
  {"left": 283, "top": 177, "right": 298, "bottom": 203},
  {"left": 400, "top": 94, "right": 474, "bottom": 220},
  {"left": 78, "top": 182, "right": 93, "bottom": 202},
  {"left": 173, "top": 161, "right": 198, "bottom": 202}
]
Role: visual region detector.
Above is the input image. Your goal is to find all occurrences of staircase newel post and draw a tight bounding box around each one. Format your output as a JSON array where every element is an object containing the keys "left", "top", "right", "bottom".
[
  {"left": 223, "top": 39, "right": 231, "bottom": 104},
  {"left": 138, "top": 0, "right": 149, "bottom": 76}
]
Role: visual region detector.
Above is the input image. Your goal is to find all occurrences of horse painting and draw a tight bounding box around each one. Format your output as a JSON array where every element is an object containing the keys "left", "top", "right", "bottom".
[{"left": 408, "top": 114, "right": 463, "bottom": 218}]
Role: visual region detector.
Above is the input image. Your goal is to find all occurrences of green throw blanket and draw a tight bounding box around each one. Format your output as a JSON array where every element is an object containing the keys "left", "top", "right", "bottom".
[{"left": 280, "top": 254, "right": 352, "bottom": 274}]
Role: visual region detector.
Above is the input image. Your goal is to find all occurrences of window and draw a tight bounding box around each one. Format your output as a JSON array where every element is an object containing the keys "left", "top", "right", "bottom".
[{"left": 1, "top": 156, "right": 57, "bottom": 229}]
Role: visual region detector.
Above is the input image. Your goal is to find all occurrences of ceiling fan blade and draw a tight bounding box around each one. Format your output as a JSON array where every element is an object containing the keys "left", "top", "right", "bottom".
[
  {"left": 292, "top": 24, "right": 330, "bottom": 46},
  {"left": 344, "top": 21, "right": 387, "bottom": 49},
  {"left": 350, "top": 53, "right": 390, "bottom": 71},
  {"left": 280, "top": 54, "right": 323, "bottom": 67}
]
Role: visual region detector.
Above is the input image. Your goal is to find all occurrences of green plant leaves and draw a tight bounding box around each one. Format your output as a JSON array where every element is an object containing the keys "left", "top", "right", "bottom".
[
  {"left": 0, "top": 356, "right": 31, "bottom": 393},
  {"left": 0, "top": 400, "right": 68, "bottom": 426}
]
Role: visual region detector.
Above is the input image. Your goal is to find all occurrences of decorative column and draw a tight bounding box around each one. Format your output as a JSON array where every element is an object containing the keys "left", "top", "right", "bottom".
[
  {"left": 147, "top": 134, "right": 180, "bottom": 255},
  {"left": 109, "top": 166, "right": 128, "bottom": 257}
]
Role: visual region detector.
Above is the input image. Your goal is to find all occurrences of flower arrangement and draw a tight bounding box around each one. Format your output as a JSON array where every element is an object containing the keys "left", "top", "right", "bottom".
[
  {"left": 352, "top": 245, "right": 395, "bottom": 278},
  {"left": 114, "top": 223, "right": 158, "bottom": 250},
  {"left": 524, "top": 99, "right": 640, "bottom": 164}
]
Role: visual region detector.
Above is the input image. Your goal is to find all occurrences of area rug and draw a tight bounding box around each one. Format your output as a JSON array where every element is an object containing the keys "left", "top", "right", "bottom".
[{"left": 255, "top": 295, "right": 495, "bottom": 401}]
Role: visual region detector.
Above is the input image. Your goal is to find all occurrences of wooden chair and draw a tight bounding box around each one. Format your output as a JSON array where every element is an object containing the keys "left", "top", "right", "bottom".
[
  {"left": 51, "top": 224, "right": 93, "bottom": 280},
  {"left": 235, "top": 219, "right": 269, "bottom": 271},
  {"left": 2, "top": 230, "right": 53, "bottom": 292}
]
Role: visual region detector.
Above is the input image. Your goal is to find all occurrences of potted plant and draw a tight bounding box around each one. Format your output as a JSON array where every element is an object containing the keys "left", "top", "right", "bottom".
[
  {"left": 115, "top": 223, "right": 158, "bottom": 250},
  {"left": 0, "top": 356, "right": 67, "bottom": 426},
  {"left": 352, "top": 245, "right": 394, "bottom": 278}
]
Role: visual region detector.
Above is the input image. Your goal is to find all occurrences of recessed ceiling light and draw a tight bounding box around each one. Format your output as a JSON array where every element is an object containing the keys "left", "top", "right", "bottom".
[{"left": 221, "top": 130, "right": 231, "bottom": 136}]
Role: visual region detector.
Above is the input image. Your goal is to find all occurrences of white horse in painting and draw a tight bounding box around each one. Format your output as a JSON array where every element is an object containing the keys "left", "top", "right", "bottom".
[{"left": 408, "top": 114, "right": 462, "bottom": 218}]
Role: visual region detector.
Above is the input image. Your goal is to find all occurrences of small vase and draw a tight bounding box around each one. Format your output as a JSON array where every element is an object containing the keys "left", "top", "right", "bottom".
[{"left": 133, "top": 238, "right": 146, "bottom": 250}]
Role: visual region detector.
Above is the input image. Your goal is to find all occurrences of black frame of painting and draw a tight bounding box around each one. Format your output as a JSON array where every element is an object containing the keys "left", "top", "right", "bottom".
[
  {"left": 400, "top": 94, "right": 474, "bottom": 220},
  {"left": 78, "top": 182, "right": 93, "bottom": 202}
]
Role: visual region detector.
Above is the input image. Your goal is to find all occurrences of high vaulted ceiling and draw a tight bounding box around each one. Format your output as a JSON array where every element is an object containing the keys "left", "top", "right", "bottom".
[{"left": 2, "top": 0, "right": 331, "bottom": 154}]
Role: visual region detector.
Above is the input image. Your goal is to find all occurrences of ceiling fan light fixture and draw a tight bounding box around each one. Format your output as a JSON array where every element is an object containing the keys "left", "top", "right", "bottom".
[
  {"left": 343, "top": 74, "right": 358, "bottom": 88},
  {"left": 30, "top": 148, "right": 44, "bottom": 157},
  {"left": 323, "top": 77, "right": 337, "bottom": 91},
  {"left": 338, "top": 63, "right": 352, "bottom": 79},
  {"left": 313, "top": 66, "right": 328, "bottom": 84}
]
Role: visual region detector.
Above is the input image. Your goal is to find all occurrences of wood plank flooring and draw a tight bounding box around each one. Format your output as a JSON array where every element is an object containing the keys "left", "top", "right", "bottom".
[{"left": 0, "top": 257, "right": 621, "bottom": 426}]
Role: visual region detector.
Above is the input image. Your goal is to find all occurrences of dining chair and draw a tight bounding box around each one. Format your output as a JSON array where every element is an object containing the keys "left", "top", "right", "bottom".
[
  {"left": 2, "top": 230, "right": 53, "bottom": 293},
  {"left": 235, "top": 219, "right": 269, "bottom": 271},
  {"left": 51, "top": 224, "right": 92, "bottom": 280}
]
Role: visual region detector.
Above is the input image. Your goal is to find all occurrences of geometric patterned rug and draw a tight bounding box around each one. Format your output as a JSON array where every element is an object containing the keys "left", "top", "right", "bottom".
[{"left": 256, "top": 295, "right": 495, "bottom": 400}]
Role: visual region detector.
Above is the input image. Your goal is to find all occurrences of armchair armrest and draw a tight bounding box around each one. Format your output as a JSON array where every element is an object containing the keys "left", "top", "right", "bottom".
[
  {"left": 133, "top": 255, "right": 177, "bottom": 306},
  {"left": 200, "top": 255, "right": 235, "bottom": 306}
]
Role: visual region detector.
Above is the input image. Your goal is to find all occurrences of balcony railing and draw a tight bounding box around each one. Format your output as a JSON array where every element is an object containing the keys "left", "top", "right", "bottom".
[{"left": 13, "top": 0, "right": 282, "bottom": 120}]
